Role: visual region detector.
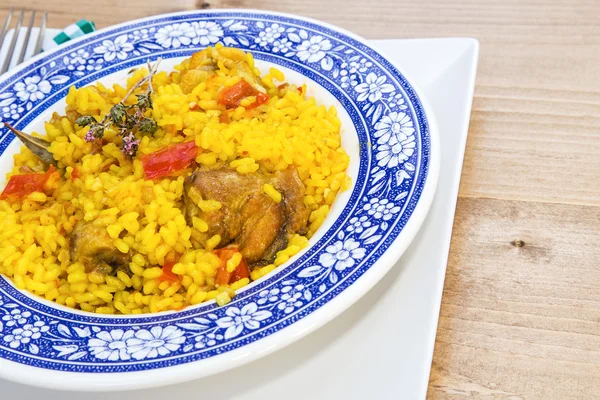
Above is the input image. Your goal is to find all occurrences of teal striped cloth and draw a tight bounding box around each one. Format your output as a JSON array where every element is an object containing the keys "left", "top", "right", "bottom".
[{"left": 44, "top": 19, "right": 96, "bottom": 51}]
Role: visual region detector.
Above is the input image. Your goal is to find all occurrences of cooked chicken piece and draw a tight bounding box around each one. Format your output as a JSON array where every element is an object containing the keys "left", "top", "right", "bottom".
[
  {"left": 274, "top": 168, "right": 311, "bottom": 234},
  {"left": 180, "top": 47, "right": 265, "bottom": 94},
  {"left": 50, "top": 110, "right": 81, "bottom": 126},
  {"left": 184, "top": 166, "right": 309, "bottom": 265},
  {"left": 180, "top": 66, "right": 217, "bottom": 94},
  {"left": 69, "top": 223, "right": 130, "bottom": 275}
]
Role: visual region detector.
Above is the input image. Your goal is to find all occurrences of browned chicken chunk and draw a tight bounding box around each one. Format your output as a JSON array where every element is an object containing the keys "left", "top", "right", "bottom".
[
  {"left": 180, "top": 47, "right": 265, "bottom": 94},
  {"left": 69, "top": 223, "right": 130, "bottom": 275},
  {"left": 184, "top": 167, "right": 310, "bottom": 265}
]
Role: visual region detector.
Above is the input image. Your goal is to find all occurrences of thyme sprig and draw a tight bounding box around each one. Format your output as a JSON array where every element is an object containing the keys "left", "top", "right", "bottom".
[{"left": 76, "top": 58, "right": 162, "bottom": 157}]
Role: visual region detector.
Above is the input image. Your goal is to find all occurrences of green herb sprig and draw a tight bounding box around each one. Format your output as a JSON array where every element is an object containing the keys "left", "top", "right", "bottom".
[{"left": 77, "top": 58, "right": 162, "bottom": 157}]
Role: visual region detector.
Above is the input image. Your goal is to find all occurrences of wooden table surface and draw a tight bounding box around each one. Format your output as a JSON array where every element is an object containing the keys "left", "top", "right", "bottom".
[{"left": 2, "top": 0, "right": 599, "bottom": 398}]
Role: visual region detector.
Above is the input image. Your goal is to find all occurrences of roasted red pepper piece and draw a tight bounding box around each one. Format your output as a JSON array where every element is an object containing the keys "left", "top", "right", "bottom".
[
  {"left": 160, "top": 260, "right": 180, "bottom": 283},
  {"left": 142, "top": 141, "right": 198, "bottom": 180},
  {"left": 218, "top": 80, "right": 269, "bottom": 109},
  {"left": 71, "top": 167, "right": 81, "bottom": 181},
  {"left": 214, "top": 247, "right": 250, "bottom": 285},
  {"left": 1, "top": 165, "right": 55, "bottom": 200}
]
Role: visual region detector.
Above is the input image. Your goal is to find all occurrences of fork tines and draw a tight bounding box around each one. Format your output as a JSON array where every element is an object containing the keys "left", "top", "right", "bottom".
[{"left": 0, "top": 8, "right": 47, "bottom": 74}]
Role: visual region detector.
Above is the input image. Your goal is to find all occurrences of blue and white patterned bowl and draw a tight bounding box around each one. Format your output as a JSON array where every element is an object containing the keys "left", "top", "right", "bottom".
[{"left": 0, "top": 10, "right": 439, "bottom": 390}]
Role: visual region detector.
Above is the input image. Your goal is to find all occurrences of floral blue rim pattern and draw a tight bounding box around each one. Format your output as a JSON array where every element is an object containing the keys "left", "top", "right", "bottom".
[{"left": 0, "top": 11, "right": 430, "bottom": 372}]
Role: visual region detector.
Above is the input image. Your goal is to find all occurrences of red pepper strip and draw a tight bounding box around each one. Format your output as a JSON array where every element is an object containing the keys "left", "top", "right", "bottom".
[
  {"left": 160, "top": 260, "right": 180, "bottom": 283},
  {"left": 71, "top": 167, "right": 81, "bottom": 181},
  {"left": 1, "top": 165, "right": 56, "bottom": 200},
  {"left": 229, "top": 258, "right": 250, "bottom": 283},
  {"left": 142, "top": 141, "right": 198, "bottom": 180},
  {"left": 218, "top": 80, "right": 270, "bottom": 110},
  {"left": 214, "top": 247, "right": 250, "bottom": 286}
]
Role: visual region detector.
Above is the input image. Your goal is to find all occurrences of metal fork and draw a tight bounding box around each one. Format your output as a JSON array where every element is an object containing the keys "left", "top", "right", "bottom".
[
  {"left": 0, "top": 8, "right": 51, "bottom": 162},
  {"left": 0, "top": 7, "right": 47, "bottom": 74}
]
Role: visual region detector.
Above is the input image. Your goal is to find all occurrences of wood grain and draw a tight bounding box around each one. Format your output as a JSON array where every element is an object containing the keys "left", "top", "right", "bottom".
[
  {"left": 1, "top": 0, "right": 599, "bottom": 398},
  {"left": 431, "top": 197, "right": 600, "bottom": 399}
]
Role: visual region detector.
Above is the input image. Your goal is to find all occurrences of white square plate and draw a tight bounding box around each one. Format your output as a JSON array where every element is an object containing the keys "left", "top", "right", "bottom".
[{"left": 0, "top": 37, "right": 478, "bottom": 399}]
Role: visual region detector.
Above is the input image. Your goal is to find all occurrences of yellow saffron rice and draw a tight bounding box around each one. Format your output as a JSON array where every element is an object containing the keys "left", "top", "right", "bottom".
[{"left": 0, "top": 45, "right": 351, "bottom": 314}]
